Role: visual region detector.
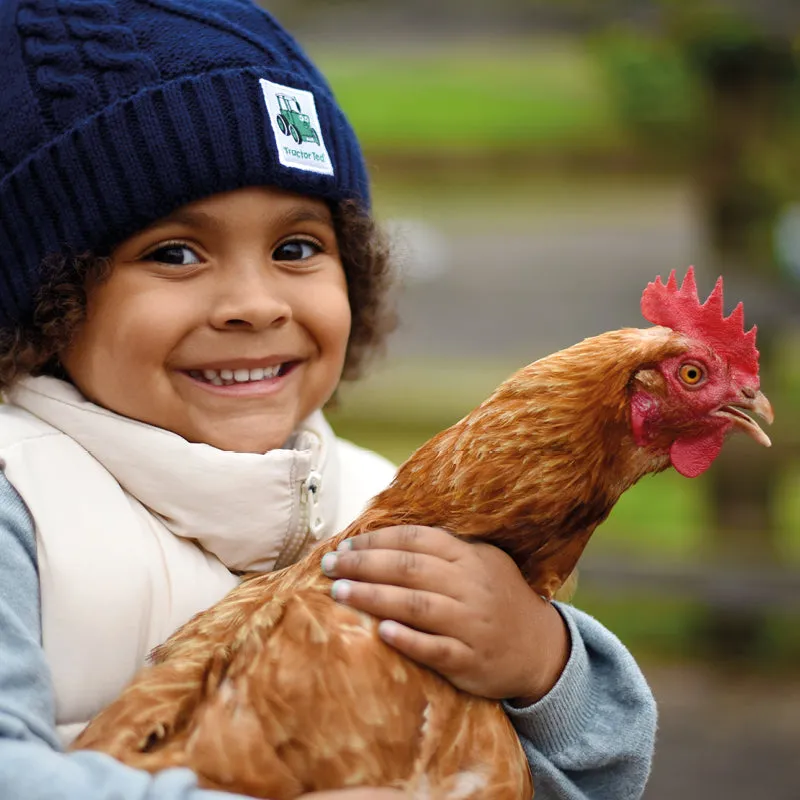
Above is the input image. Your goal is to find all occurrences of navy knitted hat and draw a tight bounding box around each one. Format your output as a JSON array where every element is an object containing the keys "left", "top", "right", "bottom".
[{"left": 0, "top": 0, "right": 369, "bottom": 328}]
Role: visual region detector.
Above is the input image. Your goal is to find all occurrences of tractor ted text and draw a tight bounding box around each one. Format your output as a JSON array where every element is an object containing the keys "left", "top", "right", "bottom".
[{"left": 282, "top": 146, "right": 328, "bottom": 164}]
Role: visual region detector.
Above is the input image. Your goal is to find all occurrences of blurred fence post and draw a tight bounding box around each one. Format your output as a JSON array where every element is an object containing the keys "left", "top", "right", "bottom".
[{"left": 689, "top": 28, "right": 798, "bottom": 657}]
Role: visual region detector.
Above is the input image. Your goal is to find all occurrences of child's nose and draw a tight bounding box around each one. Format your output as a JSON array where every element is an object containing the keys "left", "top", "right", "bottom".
[{"left": 209, "top": 271, "right": 293, "bottom": 331}]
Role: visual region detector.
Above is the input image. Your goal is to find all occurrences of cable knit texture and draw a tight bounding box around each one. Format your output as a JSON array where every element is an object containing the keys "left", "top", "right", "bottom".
[{"left": 0, "top": 0, "right": 369, "bottom": 327}]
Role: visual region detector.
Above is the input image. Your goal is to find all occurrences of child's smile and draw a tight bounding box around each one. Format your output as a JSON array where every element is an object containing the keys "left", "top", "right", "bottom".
[
  {"left": 60, "top": 187, "right": 352, "bottom": 454},
  {"left": 181, "top": 358, "right": 300, "bottom": 396},
  {"left": 187, "top": 362, "right": 293, "bottom": 388}
]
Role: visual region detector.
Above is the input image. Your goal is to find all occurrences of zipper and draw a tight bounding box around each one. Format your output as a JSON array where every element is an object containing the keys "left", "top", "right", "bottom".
[
  {"left": 304, "top": 469, "right": 324, "bottom": 539},
  {"left": 274, "top": 466, "right": 324, "bottom": 570}
]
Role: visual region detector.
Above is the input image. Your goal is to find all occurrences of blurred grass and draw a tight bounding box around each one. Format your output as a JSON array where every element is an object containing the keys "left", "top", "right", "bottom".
[
  {"left": 573, "top": 592, "right": 800, "bottom": 668},
  {"left": 312, "top": 39, "right": 626, "bottom": 154}
]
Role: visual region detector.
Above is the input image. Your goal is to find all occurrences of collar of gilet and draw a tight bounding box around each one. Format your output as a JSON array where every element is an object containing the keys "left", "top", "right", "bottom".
[{"left": 6, "top": 375, "right": 340, "bottom": 572}]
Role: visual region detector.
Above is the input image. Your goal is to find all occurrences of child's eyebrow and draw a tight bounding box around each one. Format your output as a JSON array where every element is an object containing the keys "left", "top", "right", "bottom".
[
  {"left": 273, "top": 205, "right": 334, "bottom": 229},
  {"left": 150, "top": 204, "right": 334, "bottom": 234},
  {"left": 148, "top": 207, "right": 220, "bottom": 233}
]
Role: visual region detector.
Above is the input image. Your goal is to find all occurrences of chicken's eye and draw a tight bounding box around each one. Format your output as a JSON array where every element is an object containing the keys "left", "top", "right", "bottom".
[{"left": 678, "top": 363, "right": 705, "bottom": 386}]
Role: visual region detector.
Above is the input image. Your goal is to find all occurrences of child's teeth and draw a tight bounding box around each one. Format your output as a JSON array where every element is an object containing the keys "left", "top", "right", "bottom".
[{"left": 196, "top": 365, "right": 284, "bottom": 384}]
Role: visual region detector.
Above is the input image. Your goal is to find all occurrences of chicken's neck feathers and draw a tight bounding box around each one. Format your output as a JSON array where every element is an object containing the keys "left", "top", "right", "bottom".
[{"left": 353, "top": 327, "right": 681, "bottom": 595}]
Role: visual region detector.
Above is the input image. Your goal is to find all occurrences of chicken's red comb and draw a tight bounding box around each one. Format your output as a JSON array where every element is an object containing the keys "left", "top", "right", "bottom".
[{"left": 640, "top": 266, "right": 759, "bottom": 379}]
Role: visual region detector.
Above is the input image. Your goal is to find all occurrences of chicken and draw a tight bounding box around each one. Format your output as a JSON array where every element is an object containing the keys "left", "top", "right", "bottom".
[{"left": 72, "top": 267, "right": 774, "bottom": 799}]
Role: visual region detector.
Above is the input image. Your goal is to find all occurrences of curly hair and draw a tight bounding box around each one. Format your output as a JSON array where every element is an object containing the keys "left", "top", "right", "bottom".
[{"left": 0, "top": 200, "right": 396, "bottom": 390}]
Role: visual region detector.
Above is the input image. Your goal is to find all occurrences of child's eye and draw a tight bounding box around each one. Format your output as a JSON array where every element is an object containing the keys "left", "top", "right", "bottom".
[
  {"left": 273, "top": 239, "right": 321, "bottom": 262},
  {"left": 143, "top": 243, "right": 202, "bottom": 266}
]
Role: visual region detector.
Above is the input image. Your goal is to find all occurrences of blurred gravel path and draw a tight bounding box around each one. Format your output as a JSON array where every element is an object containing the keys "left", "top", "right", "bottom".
[
  {"left": 645, "top": 665, "right": 800, "bottom": 800},
  {"left": 383, "top": 179, "right": 795, "bottom": 364},
  {"left": 385, "top": 181, "right": 705, "bottom": 361}
]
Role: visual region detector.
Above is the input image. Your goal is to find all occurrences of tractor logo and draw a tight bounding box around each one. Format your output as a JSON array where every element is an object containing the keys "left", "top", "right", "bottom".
[
  {"left": 275, "top": 94, "right": 320, "bottom": 146},
  {"left": 259, "top": 78, "right": 333, "bottom": 176}
]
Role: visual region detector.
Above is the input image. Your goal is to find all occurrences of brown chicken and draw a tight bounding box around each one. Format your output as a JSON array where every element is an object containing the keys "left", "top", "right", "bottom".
[{"left": 73, "top": 267, "right": 774, "bottom": 799}]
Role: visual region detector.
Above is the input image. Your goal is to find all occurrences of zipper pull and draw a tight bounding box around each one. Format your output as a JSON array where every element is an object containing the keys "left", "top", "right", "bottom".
[{"left": 305, "top": 469, "right": 324, "bottom": 539}]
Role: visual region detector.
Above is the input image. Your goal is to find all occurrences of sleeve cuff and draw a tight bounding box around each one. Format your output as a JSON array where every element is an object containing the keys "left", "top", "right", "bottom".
[{"left": 502, "top": 602, "right": 598, "bottom": 758}]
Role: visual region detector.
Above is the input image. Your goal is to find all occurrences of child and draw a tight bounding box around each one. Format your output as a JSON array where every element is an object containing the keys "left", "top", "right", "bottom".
[{"left": 0, "top": 1, "right": 656, "bottom": 798}]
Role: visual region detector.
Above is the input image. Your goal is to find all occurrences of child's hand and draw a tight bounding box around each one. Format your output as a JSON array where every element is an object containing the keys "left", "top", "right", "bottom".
[{"left": 320, "top": 526, "right": 569, "bottom": 703}]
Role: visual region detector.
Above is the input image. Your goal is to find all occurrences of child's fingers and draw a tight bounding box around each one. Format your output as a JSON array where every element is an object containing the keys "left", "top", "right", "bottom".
[
  {"left": 321, "top": 547, "right": 465, "bottom": 599},
  {"left": 376, "top": 619, "right": 472, "bottom": 679},
  {"left": 339, "top": 525, "right": 467, "bottom": 562},
  {"left": 329, "top": 579, "right": 465, "bottom": 638}
]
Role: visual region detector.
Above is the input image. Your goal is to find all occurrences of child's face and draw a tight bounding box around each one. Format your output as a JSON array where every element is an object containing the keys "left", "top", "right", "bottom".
[{"left": 60, "top": 187, "right": 351, "bottom": 453}]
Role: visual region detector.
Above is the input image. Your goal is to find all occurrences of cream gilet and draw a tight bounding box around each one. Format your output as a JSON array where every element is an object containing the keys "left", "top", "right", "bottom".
[{"left": 0, "top": 376, "right": 396, "bottom": 746}]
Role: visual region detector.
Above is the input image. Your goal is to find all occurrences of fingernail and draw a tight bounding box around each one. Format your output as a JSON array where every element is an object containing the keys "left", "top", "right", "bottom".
[
  {"left": 336, "top": 539, "right": 353, "bottom": 551},
  {"left": 378, "top": 620, "right": 399, "bottom": 641},
  {"left": 331, "top": 579, "right": 351, "bottom": 602},
  {"left": 321, "top": 553, "right": 338, "bottom": 576}
]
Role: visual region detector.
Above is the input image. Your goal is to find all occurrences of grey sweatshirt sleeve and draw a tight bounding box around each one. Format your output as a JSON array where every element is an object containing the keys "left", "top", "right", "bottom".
[
  {"left": 503, "top": 602, "right": 657, "bottom": 800},
  {"left": 0, "top": 470, "right": 249, "bottom": 800}
]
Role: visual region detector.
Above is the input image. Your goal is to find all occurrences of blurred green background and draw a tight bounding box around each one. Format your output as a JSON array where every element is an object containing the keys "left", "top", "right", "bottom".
[{"left": 267, "top": 1, "right": 800, "bottom": 796}]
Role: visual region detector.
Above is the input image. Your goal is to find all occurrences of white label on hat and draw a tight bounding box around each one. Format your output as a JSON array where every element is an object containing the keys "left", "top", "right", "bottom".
[{"left": 260, "top": 79, "right": 334, "bottom": 176}]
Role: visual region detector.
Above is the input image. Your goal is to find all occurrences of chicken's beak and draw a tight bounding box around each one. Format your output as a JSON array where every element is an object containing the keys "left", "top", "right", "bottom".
[{"left": 715, "top": 390, "right": 774, "bottom": 447}]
